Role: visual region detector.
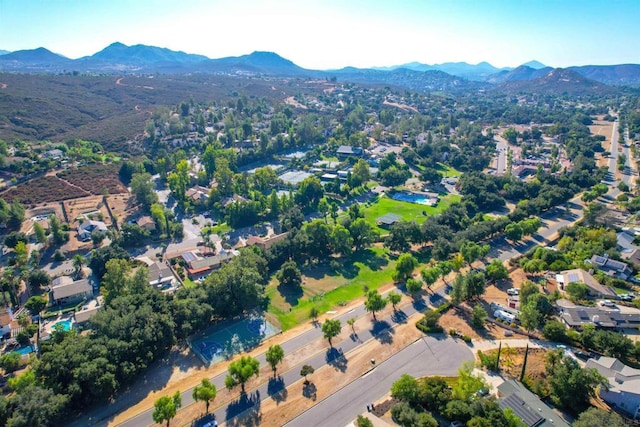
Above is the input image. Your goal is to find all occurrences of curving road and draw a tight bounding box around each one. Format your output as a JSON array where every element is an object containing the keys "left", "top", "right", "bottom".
[{"left": 286, "top": 336, "right": 473, "bottom": 427}]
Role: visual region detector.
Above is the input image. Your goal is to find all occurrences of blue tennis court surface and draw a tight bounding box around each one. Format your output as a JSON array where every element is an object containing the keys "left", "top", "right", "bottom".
[{"left": 189, "top": 314, "right": 280, "bottom": 366}]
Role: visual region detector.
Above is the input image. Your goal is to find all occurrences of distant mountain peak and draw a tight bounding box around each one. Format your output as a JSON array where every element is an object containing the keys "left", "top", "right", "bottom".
[{"left": 522, "top": 60, "right": 546, "bottom": 69}]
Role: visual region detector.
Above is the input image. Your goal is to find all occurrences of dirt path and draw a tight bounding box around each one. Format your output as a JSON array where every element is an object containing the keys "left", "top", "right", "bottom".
[{"left": 383, "top": 99, "right": 418, "bottom": 113}]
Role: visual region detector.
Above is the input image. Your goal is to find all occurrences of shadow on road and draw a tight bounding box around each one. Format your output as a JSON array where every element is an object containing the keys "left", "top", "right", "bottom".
[
  {"left": 225, "top": 390, "right": 261, "bottom": 426},
  {"left": 391, "top": 310, "right": 408, "bottom": 324},
  {"left": 326, "top": 347, "right": 348, "bottom": 372},
  {"left": 267, "top": 376, "right": 287, "bottom": 404},
  {"left": 370, "top": 320, "right": 394, "bottom": 344}
]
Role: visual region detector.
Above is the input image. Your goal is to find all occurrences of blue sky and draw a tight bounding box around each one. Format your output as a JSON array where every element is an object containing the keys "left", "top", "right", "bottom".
[{"left": 1, "top": 0, "right": 639, "bottom": 69}]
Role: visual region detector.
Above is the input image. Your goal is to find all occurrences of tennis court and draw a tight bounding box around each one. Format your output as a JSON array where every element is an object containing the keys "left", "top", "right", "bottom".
[{"left": 189, "top": 314, "right": 280, "bottom": 366}]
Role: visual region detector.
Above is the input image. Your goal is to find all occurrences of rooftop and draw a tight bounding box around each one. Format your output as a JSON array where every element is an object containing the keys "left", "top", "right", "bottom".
[
  {"left": 376, "top": 213, "right": 402, "bottom": 226},
  {"left": 498, "top": 380, "right": 569, "bottom": 427}
]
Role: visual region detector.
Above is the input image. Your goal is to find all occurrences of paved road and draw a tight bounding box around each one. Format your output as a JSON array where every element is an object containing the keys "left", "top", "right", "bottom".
[
  {"left": 286, "top": 337, "right": 474, "bottom": 427},
  {"left": 117, "top": 286, "right": 448, "bottom": 427},
  {"left": 494, "top": 135, "right": 508, "bottom": 175}
]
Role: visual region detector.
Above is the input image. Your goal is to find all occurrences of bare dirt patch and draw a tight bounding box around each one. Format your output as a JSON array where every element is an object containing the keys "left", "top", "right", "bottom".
[
  {"left": 481, "top": 347, "right": 548, "bottom": 384},
  {"left": 63, "top": 196, "right": 113, "bottom": 228},
  {"left": 382, "top": 99, "right": 418, "bottom": 113},
  {"left": 284, "top": 96, "right": 308, "bottom": 110},
  {"left": 105, "top": 193, "right": 135, "bottom": 227}
]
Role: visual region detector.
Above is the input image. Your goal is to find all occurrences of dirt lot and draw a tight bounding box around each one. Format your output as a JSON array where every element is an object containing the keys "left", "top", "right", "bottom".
[
  {"left": 57, "top": 163, "right": 128, "bottom": 195},
  {"left": 481, "top": 347, "right": 548, "bottom": 384},
  {"left": 105, "top": 193, "right": 135, "bottom": 227},
  {"left": 63, "top": 196, "right": 113, "bottom": 227},
  {"left": 589, "top": 119, "right": 615, "bottom": 168}
]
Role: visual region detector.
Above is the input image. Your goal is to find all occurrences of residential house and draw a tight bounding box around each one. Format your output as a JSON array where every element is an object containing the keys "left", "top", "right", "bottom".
[
  {"left": 585, "top": 356, "right": 640, "bottom": 419},
  {"left": 497, "top": 379, "right": 570, "bottom": 427},
  {"left": 560, "top": 305, "right": 640, "bottom": 330},
  {"left": 136, "top": 216, "right": 156, "bottom": 232},
  {"left": 0, "top": 310, "right": 12, "bottom": 339},
  {"left": 50, "top": 276, "right": 93, "bottom": 306},
  {"left": 186, "top": 185, "right": 211, "bottom": 205},
  {"left": 244, "top": 232, "right": 289, "bottom": 250},
  {"left": 41, "top": 148, "right": 64, "bottom": 160},
  {"left": 74, "top": 297, "right": 103, "bottom": 324},
  {"left": 77, "top": 220, "right": 108, "bottom": 242},
  {"left": 182, "top": 250, "right": 238, "bottom": 280},
  {"left": 617, "top": 231, "right": 640, "bottom": 266},
  {"left": 376, "top": 213, "right": 402, "bottom": 228},
  {"left": 221, "top": 194, "right": 249, "bottom": 208},
  {"left": 336, "top": 145, "right": 363, "bottom": 158},
  {"left": 555, "top": 269, "right": 617, "bottom": 298},
  {"left": 148, "top": 261, "right": 178, "bottom": 289},
  {"left": 589, "top": 254, "right": 633, "bottom": 280}
]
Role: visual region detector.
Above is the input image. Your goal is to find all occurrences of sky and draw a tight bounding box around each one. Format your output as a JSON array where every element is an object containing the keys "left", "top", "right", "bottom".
[{"left": 1, "top": 0, "right": 640, "bottom": 70}]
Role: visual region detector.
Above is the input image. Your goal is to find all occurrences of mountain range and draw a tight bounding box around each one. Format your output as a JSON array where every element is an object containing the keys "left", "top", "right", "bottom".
[{"left": 2, "top": 42, "right": 640, "bottom": 91}]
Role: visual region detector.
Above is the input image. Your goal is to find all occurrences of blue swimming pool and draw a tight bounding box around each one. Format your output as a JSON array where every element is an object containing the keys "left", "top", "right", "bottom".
[
  {"left": 392, "top": 192, "right": 436, "bottom": 206},
  {"left": 15, "top": 346, "right": 34, "bottom": 356},
  {"left": 53, "top": 319, "right": 73, "bottom": 331}
]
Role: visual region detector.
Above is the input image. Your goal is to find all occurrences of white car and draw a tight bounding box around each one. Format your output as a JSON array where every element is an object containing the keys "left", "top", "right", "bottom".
[
  {"left": 599, "top": 300, "right": 615, "bottom": 307},
  {"left": 507, "top": 288, "right": 519, "bottom": 296}
]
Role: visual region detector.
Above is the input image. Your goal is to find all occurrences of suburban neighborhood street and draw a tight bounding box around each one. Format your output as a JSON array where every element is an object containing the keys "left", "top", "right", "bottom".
[{"left": 286, "top": 337, "right": 473, "bottom": 427}]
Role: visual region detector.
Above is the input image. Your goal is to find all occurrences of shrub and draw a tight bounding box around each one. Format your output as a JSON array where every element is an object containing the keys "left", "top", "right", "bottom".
[
  {"left": 478, "top": 350, "right": 498, "bottom": 371},
  {"left": 461, "top": 335, "right": 472, "bottom": 343},
  {"left": 449, "top": 328, "right": 458, "bottom": 337},
  {"left": 436, "top": 301, "right": 452, "bottom": 314},
  {"left": 509, "top": 322, "right": 518, "bottom": 328},
  {"left": 416, "top": 309, "right": 443, "bottom": 333}
]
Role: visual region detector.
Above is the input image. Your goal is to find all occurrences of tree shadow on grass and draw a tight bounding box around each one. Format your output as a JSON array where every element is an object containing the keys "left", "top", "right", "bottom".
[
  {"left": 370, "top": 320, "right": 394, "bottom": 344},
  {"left": 277, "top": 282, "right": 303, "bottom": 306},
  {"left": 303, "top": 381, "right": 317, "bottom": 400},
  {"left": 353, "top": 249, "right": 389, "bottom": 271},
  {"left": 326, "top": 347, "right": 348, "bottom": 372},
  {"left": 267, "top": 376, "right": 287, "bottom": 405},
  {"left": 225, "top": 390, "right": 261, "bottom": 426}
]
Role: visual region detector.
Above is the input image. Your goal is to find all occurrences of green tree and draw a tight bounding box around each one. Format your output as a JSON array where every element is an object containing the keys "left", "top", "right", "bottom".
[
  {"left": 167, "top": 159, "right": 189, "bottom": 204},
  {"left": 192, "top": 379, "right": 217, "bottom": 414},
  {"left": 388, "top": 291, "right": 401, "bottom": 311},
  {"left": 322, "top": 318, "right": 342, "bottom": 347},
  {"left": 393, "top": 253, "right": 418, "bottom": 283},
  {"left": 72, "top": 254, "right": 85, "bottom": 278},
  {"left": 355, "top": 414, "right": 374, "bottom": 427},
  {"left": 406, "top": 278, "right": 422, "bottom": 296},
  {"left": 276, "top": 260, "right": 302, "bottom": 289},
  {"left": 485, "top": 259, "right": 508, "bottom": 281},
  {"left": 309, "top": 306, "right": 320, "bottom": 322},
  {"left": 471, "top": 305, "right": 488, "bottom": 329},
  {"left": 520, "top": 303, "right": 541, "bottom": 332},
  {"left": 300, "top": 364, "right": 314, "bottom": 382},
  {"left": 24, "top": 295, "right": 47, "bottom": 317},
  {"left": 0, "top": 351, "right": 21, "bottom": 374},
  {"left": 265, "top": 344, "right": 285, "bottom": 377},
  {"left": 5, "top": 385, "right": 68, "bottom": 427},
  {"left": 33, "top": 222, "right": 47, "bottom": 245},
  {"left": 542, "top": 320, "right": 568, "bottom": 343},
  {"left": 330, "top": 224, "right": 353, "bottom": 256},
  {"left": 351, "top": 159, "right": 371, "bottom": 187},
  {"left": 225, "top": 356, "right": 260, "bottom": 393},
  {"left": 130, "top": 172, "right": 158, "bottom": 209},
  {"left": 573, "top": 407, "right": 626, "bottom": 427},
  {"left": 452, "top": 361, "right": 489, "bottom": 402},
  {"left": 100, "top": 258, "right": 131, "bottom": 305},
  {"left": 390, "top": 374, "right": 420, "bottom": 406},
  {"left": 565, "top": 282, "right": 588, "bottom": 302},
  {"left": 347, "top": 317, "right": 356, "bottom": 334},
  {"left": 152, "top": 391, "right": 182, "bottom": 427},
  {"left": 504, "top": 223, "right": 524, "bottom": 242},
  {"left": 421, "top": 267, "right": 440, "bottom": 292},
  {"left": 364, "top": 290, "right": 387, "bottom": 320},
  {"left": 349, "top": 218, "right": 376, "bottom": 251}
]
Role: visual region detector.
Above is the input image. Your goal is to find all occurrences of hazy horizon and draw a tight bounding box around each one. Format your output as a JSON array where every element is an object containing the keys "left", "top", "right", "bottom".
[{"left": 2, "top": 0, "right": 639, "bottom": 69}]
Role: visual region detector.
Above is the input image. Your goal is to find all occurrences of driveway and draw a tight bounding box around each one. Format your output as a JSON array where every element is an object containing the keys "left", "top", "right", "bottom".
[{"left": 286, "top": 336, "right": 473, "bottom": 427}]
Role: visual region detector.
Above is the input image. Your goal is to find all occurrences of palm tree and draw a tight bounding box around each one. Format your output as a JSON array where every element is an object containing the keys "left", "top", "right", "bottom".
[{"left": 72, "top": 254, "right": 85, "bottom": 279}]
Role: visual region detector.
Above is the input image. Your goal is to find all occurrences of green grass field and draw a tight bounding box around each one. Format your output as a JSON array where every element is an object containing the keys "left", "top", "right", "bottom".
[
  {"left": 361, "top": 194, "right": 461, "bottom": 233},
  {"left": 266, "top": 246, "right": 397, "bottom": 330},
  {"left": 437, "top": 163, "right": 461, "bottom": 178}
]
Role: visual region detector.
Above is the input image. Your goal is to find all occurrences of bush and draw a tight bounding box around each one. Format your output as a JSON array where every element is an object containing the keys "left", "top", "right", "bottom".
[
  {"left": 53, "top": 250, "right": 65, "bottom": 262},
  {"left": 543, "top": 320, "right": 568, "bottom": 343},
  {"left": 449, "top": 328, "right": 458, "bottom": 337},
  {"left": 478, "top": 350, "right": 498, "bottom": 371},
  {"left": 416, "top": 310, "right": 443, "bottom": 334},
  {"left": 436, "top": 301, "right": 452, "bottom": 314},
  {"left": 461, "top": 335, "right": 472, "bottom": 343}
]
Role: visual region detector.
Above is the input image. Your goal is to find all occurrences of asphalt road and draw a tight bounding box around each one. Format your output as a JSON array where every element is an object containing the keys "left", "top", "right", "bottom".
[
  {"left": 286, "top": 336, "right": 474, "bottom": 427},
  {"left": 494, "top": 135, "right": 508, "bottom": 175},
  {"left": 117, "top": 287, "right": 448, "bottom": 427}
]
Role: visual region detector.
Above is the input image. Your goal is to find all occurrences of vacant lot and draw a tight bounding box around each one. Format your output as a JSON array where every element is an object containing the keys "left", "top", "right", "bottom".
[
  {"left": 63, "top": 196, "right": 113, "bottom": 227},
  {"left": 106, "top": 193, "right": 134, "bottom": 227},
  {"left": 1, "top": 176, "right": 90, "bottom": 205},
  {"left": 57, "top": 163, "right": 127, "bottom": 195},
  {"left": 266, "top": 246, "right": 397, "bottom": 330},
  {"left": 481, "top": 347, "right": 548, "bottom": 384}
]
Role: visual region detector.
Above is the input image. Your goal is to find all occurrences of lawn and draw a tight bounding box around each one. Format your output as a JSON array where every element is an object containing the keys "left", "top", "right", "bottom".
[
  {"left": 266, "top": 246, "right": 397, "bottom": 330},
  {"left": 437, "top": 163, "right": 461, "bottom": 178},
  {"left": 183, "top": 277, "right": 197, "bottom": 288},
  {"left": 361, "top": 194, "right": 462, "bottom": 233}
]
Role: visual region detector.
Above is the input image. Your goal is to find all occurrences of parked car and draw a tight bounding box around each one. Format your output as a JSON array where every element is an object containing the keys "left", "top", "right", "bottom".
[
  {"left": 507, "top": 288, "right": 519, "bottom": 296},
  {"left": 599, "top": 300, "right": 615, "bottom": 307}
]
